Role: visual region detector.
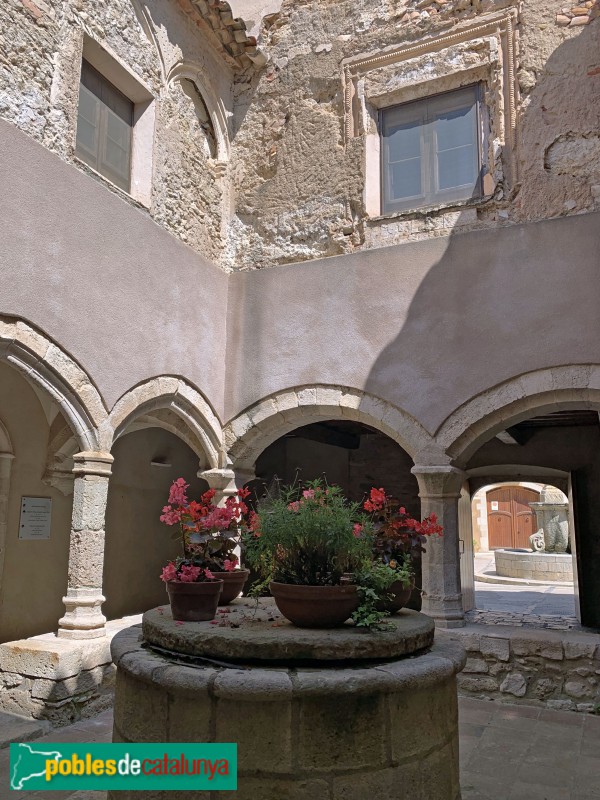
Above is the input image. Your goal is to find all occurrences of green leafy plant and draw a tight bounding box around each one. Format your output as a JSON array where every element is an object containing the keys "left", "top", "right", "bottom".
[
  {"left": 351, "top": 561, "right": 400, "bottom": 629},
  {"left": 243, "top": 479, "right": 372, "bottom": 586}
]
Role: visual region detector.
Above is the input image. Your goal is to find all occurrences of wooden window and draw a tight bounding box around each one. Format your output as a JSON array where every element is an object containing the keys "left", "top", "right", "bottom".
[
  {"left": 76, "top": 60, "right": 134, "bottom": 192},
  {"left": 380, "top": 85, "right": 482, "bottom": 214}
]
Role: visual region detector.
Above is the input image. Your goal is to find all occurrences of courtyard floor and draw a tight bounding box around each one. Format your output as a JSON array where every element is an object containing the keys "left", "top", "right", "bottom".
[{"left": 1, "top": 696, "right": 599, "bottom": 800}]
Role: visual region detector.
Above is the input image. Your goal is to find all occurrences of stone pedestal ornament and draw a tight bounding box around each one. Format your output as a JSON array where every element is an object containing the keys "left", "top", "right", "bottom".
[
  {"left": 529, "top": 485, "right": 570, "bottom": 554},
  {"left": 411, "top": 465, "right": 466, "bottom": 628},
  {"left": 58, "top": 452, "right": 113, "bottom": 640}
]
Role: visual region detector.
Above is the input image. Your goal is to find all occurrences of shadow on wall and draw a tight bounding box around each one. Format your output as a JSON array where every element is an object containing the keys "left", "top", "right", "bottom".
[{"left": 361, "top": 21, "right": 600, "bottom": 436}]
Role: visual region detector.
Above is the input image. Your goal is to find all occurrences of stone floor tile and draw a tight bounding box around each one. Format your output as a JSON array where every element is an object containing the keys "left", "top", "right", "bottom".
[
  {"left": 515, "top": 760, "right": 575, "bottom": 790},
  {"left": 540, "top": 709, "right": 587, "bottom": 727},
  {"left": 580, "top": 738, "right": 600, "bottom": 757},
  {"left": 460, "top": 707, "right": 496, "bottom": 725},
  {"left": 508, "top": 781, "right": 572, "bottom": 800},
  {"left": 494, "top": 704, "right": 541, "bottom": 720},
  {"left": 460, "top": 722, "right": 488, "bottom": 738},
  {"left": 461, "top": 770, "right": 514, "bottom": 800}
]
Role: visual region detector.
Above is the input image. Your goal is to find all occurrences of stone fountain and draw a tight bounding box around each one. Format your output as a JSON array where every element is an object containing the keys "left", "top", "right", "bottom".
[
  {"left": 494, "top": 485, "right": 572, "bottom": 582},
  {"left": 109, "top": 599, "right": 465, "bottom": 800}
]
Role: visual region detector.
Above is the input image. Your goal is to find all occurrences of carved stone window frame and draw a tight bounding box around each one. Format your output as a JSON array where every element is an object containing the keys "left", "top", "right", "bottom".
[
  {"left": 341, "top": 8, "right": 519, "bottom": 219},
  {"left": 75, "top": 35, "right": 157, "bottom": 209}
]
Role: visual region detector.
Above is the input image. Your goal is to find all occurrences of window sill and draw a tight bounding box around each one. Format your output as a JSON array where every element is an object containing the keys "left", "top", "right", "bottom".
[
  {"left": 367, "top": 194, "right": 493, "bottom": 223},
  {"left": 73, "top": 156, "right": 151, "bottom": 211}
]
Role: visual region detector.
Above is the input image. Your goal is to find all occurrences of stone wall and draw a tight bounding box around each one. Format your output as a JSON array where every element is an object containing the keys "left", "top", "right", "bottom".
[
  {"left": 228, "top": 0, "right": 600, "bottom": 268},
  {"left": 0, "top": 0, "right": 233, "bottom": 264},
  {"left": 1, "top": 0, "right": 598, "bottom": 269},
  {"left": 442, "top": 625, "right": 600, "bottom": 713}
]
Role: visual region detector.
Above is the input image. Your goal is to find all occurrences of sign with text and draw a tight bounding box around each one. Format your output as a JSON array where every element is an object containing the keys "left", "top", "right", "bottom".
[
  {"left": 18, "top": 497, "right": 52, "bottom": 540},
  {"left": 10, "top": 742, "right": 237, "bottom": 791}
]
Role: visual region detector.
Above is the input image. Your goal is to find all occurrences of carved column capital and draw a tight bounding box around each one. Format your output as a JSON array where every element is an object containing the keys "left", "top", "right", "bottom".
[{"left": 411, "top": 465, "right": 466, "bottom": 499}]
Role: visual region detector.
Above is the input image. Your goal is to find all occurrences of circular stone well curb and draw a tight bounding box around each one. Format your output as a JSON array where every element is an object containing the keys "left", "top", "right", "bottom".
[{"left": 142, "top": 599, "right": 435, "bottom": 663}]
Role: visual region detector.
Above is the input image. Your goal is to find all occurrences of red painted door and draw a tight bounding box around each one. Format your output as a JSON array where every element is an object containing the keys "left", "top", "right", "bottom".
[{"left": 487, "top": 487, "right": 540, "bottom": 550}]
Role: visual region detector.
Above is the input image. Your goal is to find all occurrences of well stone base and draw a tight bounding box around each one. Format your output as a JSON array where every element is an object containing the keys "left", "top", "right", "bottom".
[
  {"left": 494, "top": 549, "right": 573, "bottom": 582},
  {"left": 110, "top": 613, "right": 465, "bottom": 800}
]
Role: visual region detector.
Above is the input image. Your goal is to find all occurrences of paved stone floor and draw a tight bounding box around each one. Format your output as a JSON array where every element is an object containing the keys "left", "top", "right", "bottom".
[
  {"left": 1, "top": 697, "right": 600, "bottom": 799},
  {"left": 470, "top": 553, "right": 579, "bottom": 629}
]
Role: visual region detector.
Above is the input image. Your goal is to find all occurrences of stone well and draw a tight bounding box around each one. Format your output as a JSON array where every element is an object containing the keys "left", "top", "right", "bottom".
[
  {"left": 494, "top": 549, "right": 573, "bottom": 582},
  {"left": 110, "top": 599, "right": 466, "bottom": 800}
]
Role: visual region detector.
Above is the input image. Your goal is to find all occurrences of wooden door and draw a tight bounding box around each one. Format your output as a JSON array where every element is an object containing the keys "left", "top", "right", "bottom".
[
  {"left": 487, "top": 487, "right": 513, "bottom": 549},
  {"left": 513, "top": 488, "right": 539, "bottom": 548},
  {"left": 487, "top": 486, "right": 540, "bottom": 550}
]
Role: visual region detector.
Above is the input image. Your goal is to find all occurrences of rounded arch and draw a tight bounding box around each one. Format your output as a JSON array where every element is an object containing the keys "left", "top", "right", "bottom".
[
  {"left": 224, "top": 385, "right": 434, "bottom": 470},
  {"left": 437, "top": 365, "right": 600, "bottom": 465},
  {"left": 105, "top": 376, "right": 223, "bottom": 469},
  {"left": 0, "top": 316, "right": 106, "bottom": 451},
  {"left": 166, "top": 61, "right": 230, "bottom": 163}
]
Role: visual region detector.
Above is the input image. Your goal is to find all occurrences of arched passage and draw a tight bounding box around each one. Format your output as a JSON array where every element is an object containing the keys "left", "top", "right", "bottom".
[
  {"left": 437, "top": 370, "right": 600, "bottom": 628},
  {"left": 0, "top": 318, "right": 109, "bottom": 640},
  {"left": 226, "top": 387, "right": 431, "bottom": 610},
  {"left": 103, "top": 377, "right": 223, "bottom": 619}
]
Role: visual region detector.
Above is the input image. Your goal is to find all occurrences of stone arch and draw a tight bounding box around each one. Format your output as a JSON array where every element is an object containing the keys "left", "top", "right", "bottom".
[
  {"left": 166, "top": 62, "right": 229, "bottom": 163},
  {"left": 436, "top": 365, "right": 600, "bottom": 465},
  {"left": 105, "top": 376, "right": 223, "bottom": 469},
  {"left": 0, "top": 316, "right": 106, "bottom": 451},
  {"left": 224, "top": 385, "right": 434, "bottom": 470}
]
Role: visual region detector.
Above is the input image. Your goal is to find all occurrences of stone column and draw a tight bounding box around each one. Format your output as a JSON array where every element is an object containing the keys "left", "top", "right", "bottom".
[
  {"left": 411, "top": 466, "right": 466, "bottom": 628},
  {"left": 198, "top": 467, "right": 255, "bottom": 507},
  {"left": 58, "top": 451, "right": 113, "bottom": 639}
]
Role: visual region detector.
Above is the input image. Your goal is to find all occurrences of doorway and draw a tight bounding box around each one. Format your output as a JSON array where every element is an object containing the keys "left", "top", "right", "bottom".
[{"left": 487, "top": 485, "right": 539, "bottom": 550}]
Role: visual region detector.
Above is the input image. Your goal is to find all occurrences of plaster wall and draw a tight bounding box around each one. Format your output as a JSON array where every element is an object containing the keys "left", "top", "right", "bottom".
[
  {"left": 0, "top": 117, "right": 228, "bottom": 417},
  {"left": 225, "top": 210, "right": 600, "bottom": 433},
  {"left": 0, "top": 363, "right": 72, "bottom": 643},
  {"left": 103, "top": 428, "right": 209, "bottom": 621}
]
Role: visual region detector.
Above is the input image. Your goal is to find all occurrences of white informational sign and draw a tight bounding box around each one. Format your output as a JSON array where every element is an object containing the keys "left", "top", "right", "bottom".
[
  {"left": 19, "top": 497, "right": 52, "bottom": 540},
  {"left": 491, "top": 501, "right": 499, "bottom": 511}
]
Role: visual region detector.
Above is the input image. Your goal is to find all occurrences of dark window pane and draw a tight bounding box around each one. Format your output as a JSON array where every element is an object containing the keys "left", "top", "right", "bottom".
[
  {"left": 76, "top": 85, "right": 99, "bottom": 158},
  {"left": 434, "top": 103, "right": 476, "bottom": 152},
  {"left": 76, "top": 60, "right": 133, "bottom": 192},
  {"left": 389, "top": 158, "right": 422, "bottom": 200},
  {"left": 437, "top": 144, "right": 478, "bottom": 190},
  {"left": 381, "top": 84, "right": 482, "bottom": 211},
  {"left": 385, "top": 119, "right": 421, "bottom": 162}
]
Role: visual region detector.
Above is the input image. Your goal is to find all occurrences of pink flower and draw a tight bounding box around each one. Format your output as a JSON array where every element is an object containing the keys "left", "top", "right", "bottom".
[
  {"left": 223, "top": 558, "right": 238, "bottom": 572},
  {"left": 353, "top": 523, "right": 363, "bottom": 538},
  {"left": 168, "top": 478, "right": 189, "bottom": 506},
  {"left": 179, "top": 564, "right": 202, "bottom": 582},
  {"left": 288, "top": 501, "right": 300, "bottom": 512},
  {"left": 201, "top": 506, "right": 236, "bottom": 531},
  {"left": 302, "top": 489, "right": 315, "bottom": 500},
  {"left": 160, "top": 563, "right": 178, "bottom": 583},
  {"left": 159, "top": 506, "right": 181, "bottom": 526},
  {"left": 204, "top": 568, "right": 215, "bottom": 580}
]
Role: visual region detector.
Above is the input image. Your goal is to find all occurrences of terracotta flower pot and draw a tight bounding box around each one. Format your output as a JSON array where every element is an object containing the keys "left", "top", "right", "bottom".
[
  {"left": 166, "top": 580, "right": 224, "bottom": 622},
  {"left": 211, "top": 569, "right": 250, "bottom": 605},
  {"left": 269, "top": 582, "right": 359, "bottom": 628},
  {"left": 377, "top": 580, "right": 413, "bottom": 613}
]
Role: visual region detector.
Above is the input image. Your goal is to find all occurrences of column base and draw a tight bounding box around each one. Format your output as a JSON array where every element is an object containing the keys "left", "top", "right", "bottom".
[
  {"left": 58, "top": 591, "right": 107, "bottom": 640},
  {"left": 434, "top": 618, "right": 466, "bottom": 629}
]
